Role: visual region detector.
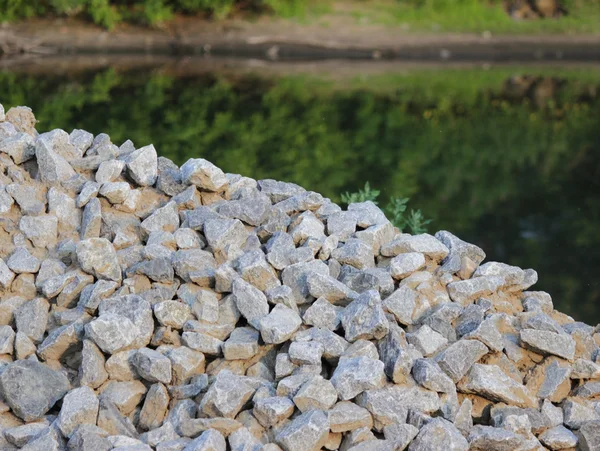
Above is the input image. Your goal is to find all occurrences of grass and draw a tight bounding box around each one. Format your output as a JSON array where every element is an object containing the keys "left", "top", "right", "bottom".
[{"left": 298, "top": 0, "right": 600, "bottom": 35}]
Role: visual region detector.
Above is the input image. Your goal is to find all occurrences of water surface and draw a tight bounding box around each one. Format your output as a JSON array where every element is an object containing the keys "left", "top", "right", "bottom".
[{"left": 2, "top": 58, "right": 599, "bottom": 322}]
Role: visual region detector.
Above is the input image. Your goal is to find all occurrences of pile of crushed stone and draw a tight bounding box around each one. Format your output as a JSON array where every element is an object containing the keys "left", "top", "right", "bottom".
[{"left": 0, "top": 102, "right": 599, "bottom": 451}]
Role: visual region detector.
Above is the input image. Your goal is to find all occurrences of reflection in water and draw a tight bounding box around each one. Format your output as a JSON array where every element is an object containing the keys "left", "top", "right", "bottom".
[{"left": 1, "top": 66, "right": 598, "bottom": 322}]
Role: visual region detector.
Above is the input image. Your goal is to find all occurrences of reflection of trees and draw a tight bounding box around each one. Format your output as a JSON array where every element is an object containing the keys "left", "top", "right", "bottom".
[{"left": 1, "top": 69, "right": 598, "bottom": 322}]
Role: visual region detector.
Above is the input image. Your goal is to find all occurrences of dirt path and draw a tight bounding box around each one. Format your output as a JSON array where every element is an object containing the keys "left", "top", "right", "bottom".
[{"left": 4, "top": 17, "right": 600, "bottom": 61}]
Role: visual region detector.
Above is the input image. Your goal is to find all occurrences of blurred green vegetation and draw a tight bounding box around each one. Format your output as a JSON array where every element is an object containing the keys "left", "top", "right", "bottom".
[
  {"left": 1, "top": 66, "right": 599, "bottom": 322},
  {"left": 1, "top": 0, "right": 600, "bottom": 33}
]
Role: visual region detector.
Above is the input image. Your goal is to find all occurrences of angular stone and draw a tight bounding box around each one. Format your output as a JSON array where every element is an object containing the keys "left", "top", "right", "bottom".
[
  {"left": 139, "top": 383, "right": 170, "bottom": 431},
  {"left": 0, "top": 132, "right": 35, "bottom": 164},
  {"left": 306, "top": 272, "right": 357, "bottom": 306},
  {"left": 134, "top": 257, "right": 174, "bottom": 283},
  {"left": 259, "top": 304, "right": 302, "bottom": 344},
  {"left": 293, "top": 376, "right": 338, "bottom": 412},
  {"left": 181, "top": 158, "right": 228, "bottom": 191},
  {"left": 347, "top": 201, "right": 388, "bottom": 228},
  {"left": 281, "top": 260, "right": 329, "bottom": 305},
  {"left": 289, "top": 340, "right": 324, "bottom": 366},
  {"left": 181, "top": 331, "right": 223, "bottom": 356},
  {"left": 340, "top": 290, "right": 389, "bottom": 342},
  {"left": 199, "top": 371, "right": 255, "bottom": 419},
  {"left": 100, "top": 380, "right": 147, "bottom": 415},
  {"left": 303, "top": 297, "right": 343, "bottom": 330},
  {"left": 123, "top": 144, "right": 158, "bottom": 187},
  {"left": 330, "top": 356, "right": 386, "bottom": 400},
  {"left": 407, "top": 325, "right": 448, "bottom": 357},
  {"left": 382, "top": 285, "right": 417, "bottom": 325},
  {"left": 140, "top": 421, "right": 179, "bottom": 448},
  {"left": 37, "top": 320, "right": 84, "bottom": 360},
  {"left": 519, "top": 329, "right": 576, "bottom": 361},
  {"left": 96, "top": 159, "right": 125, "bottom": 183},
  {"left": 85, "top": 313, "right": 138, "bottom": 354},
  {"left": 19, "top": 215, "right": 58, "bottom": 249},
  {"left": 78, "top": 279, "right": 120, "bottom": 313},
  {"left": 435, "top": 339, "right": 489, "bottom": 382},
  {"left": 253, "top": 396, "right": 295, "bottom": 428},
  {"left": 331, "top": 239, "right": 375, "bottom": 270},
  {"left": 36, "top": 138, "right": 76, "bottom": 183},
  {"left": 99, "top": 294, "right": 154, "bottom": 348},
  {"left": 133, "top": 347, "right": 172, "bottom": 384},
  {"left": 275, "top": 409, "right": 329, "bottom": 451},
  {"left": 563, "top": 397, "right": 600, "bottom": 429},
  {"left": 467, "top": 425, "right": 522, "bottom": 451},
  {"left": 447, "top": 276, "right": 505, "bottom": 306},
  {"left": 328, "top": 402, "right": 373, "bottom": 433},
  {"left": 408, "top": 418, "right": 468, "bottom": 451},
  {"left": 154, "top": 301, "right": 192, "bottom": 329},
  {"left": 231, "top": 278, "right": 269, "bottom": 329},
  {"left": 97, "top": 398, "right": 139, "bottom": 438},
  {"left": 79, "top": 339, "right": 109, "bottom": 388},
  {"left": 0, "top": 185, "right": 14, "bottom": 215},
  {"left": 15, "top": 298, "right": 49, "bottom": 344},
  {"left": 539, "top": 425, "right": 578, "bottom": 450},
  {"left": 233, "top": 250, "right": 280, "bottom": 292},
  {"left": 577, "top": 421, "right": 600, "bottom": 451},
  {"left": 57, "top": 386, "right": 99, "bottom": 438},
  {"left": 381, "top": 233, "right": 449, "bottom": 261},
  {"left": 389, "top": 252, "right": 426, "bottom": 280},
  {"left": 6, "top": 183, "right": 45, "bottom": 215},
  {"left": 99, "top": 181, "right": 131, "bottom": 203},
  {"left": 0, "top": 360, "right": 69, "bottom": 421},
  {"left": 412, "top": 358, "right": 455, "bottom": 393},
  {"left": 77, "top": 238, "right": 121, "bottom": 282},
  {"left": 141, "top": 201, "right": 180, "bottom": 235},
  {"left": 172, "top": 249, "right": 216, "bottom": 284},
  {"left": 458, "top": 364, "right": 537, "bottom": 408},
  {"left": 5, "top": 422, "right": 52, "bottom": 448},
  {"left": 0, "top": 259, "right": 16, "bottom": 290},
  {"left": 525, "top": 357, "right": 571, "bottom": 402},
  {"left": 6, "top": 248, "right": 40, "bottom": 274},
  {"left": 435, "top": 231, "right": 486, "bottom": 277},
  {"left": 223, "top": 327, "right": 259, "bottom": 360}
]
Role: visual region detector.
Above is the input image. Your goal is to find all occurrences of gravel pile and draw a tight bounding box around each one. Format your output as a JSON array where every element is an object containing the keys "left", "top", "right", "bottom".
[{"left": 0, "top": 103, "right": 599, "bottom": 451}]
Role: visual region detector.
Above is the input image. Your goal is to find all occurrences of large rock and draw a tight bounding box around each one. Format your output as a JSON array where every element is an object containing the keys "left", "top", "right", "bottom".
[
  {"left": 77, "top": 238, "right": 122, "bottom": 282},
  {"left": 0, "top": 360, "right": 70, "bottom": 421}
]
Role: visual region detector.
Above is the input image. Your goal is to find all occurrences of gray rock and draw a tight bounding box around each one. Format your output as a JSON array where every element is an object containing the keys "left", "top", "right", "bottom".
[
  {"left": 382, "top": 284, "right": 418, "bottom": 326},
  {"left": 156, "top": 156, "right": 186, "bottom": 196},
  {"left": 153, "top": 301, "right": 192, "bottom": 329},
  {"left": 259, "top": 304, "right": 302, "bottom": 344},
  {"left": 275, "top": 409, "right": 330, "bottom": 451},
  {"left": 182, "top": 429, "right": 226, "bottom": 451},
  {"left": 79, "top": 339, "right": 109, "bottom": 388},
  {"left": 5, "top": 422, "right": 52, "bottom": 448},
  {"left": 435, "top": 339, "right": 489, "bottom": 382},
  {"left": 408, "top": 418, "right": 468, "bottom": 451},
  {"left": 37, "top": 320, "right": 84, "bottom": 360},
  {"left": 99, "top": 181, "right": 131, "bottom": 204},
  {"left": 253, "top": 396, "right": 295, "bottom": 428},
  {"left": 57, "top": 386, "right": 99, "bottom": 438},
  {"left": 19, "top": 215, "right": 58, "bottom": 248},
  {"left": 347, "top": 201, "right": 388, "bottom": 228},
  {"left": 78, "top": 279, "right": 120, "bottom": 313},
  {"left": 0, "top": 258, "right": 16, "bottom": 289},
  {"left": 172, "top": 248, "right": 216, "bottom": 284},
  {"left": 538, "top": 425, "right": 578, "bottom": 450},
  {"left": 85, "top": 313, "right": 138, "bottom": 354},
  {"left": 0, "top": 360, "right": 70, "bottom": 421},
  {"left": 467, "top": 426, "right": 522, "bottom": 451},
  {"left": 231, "top": 278, "right": 269, "bottom": 329},
  {"left": 389, "top": 252, "right": 426, "bottom": 279},
  {"left": 577, "top": 420, "right": 600, "bottom": 451},
  {"left": 0, "top": 132, "right": 35, "bottom": 164},
  {"left": 328, "top": 401, "right": 373, "bottom": 433},
  {"left": 36, "top": 138, "right": 76, "bottom": 183},
  {"left": 0, "top": 324, "right": 15, "bottom": 354},
  {"left": 293, "top": 375, "right": 338, "bottom": 412},
  {"left": 381, "top": 233, "right": 449, "bottom": 261},
  {"left": 139, "top": 383, "right": 170, "bottom": 431},
  {"left": 457, "top": 364, "right": 537, "bottom": 408},
  {"left": 412, "top": 358, "right": 455, "bottom": 393},
  {"left": 407, "top": 324, "right": 448, "bottom": 357},
  {"left": 69, "top": 129, "right": 94, "bottom": 154},
  {"left": 330, "top": 356, "right": 386, "bottom": 400},
  {"left": 447, "top": 276, "right": 505, "bottom": 306},
  {"left": 0, "top": 185, "right": 14, "bottom": 214},
  {"left": 199, "top": 370, "right": 255, "bottom": 419},
  {"left": 340, "top": 290, "right": 389, "bottom": 342},
  {"left": 134, "top": 257, "right": 174, "bottom": 283},
  {"left": 181, "top": 158, "right": 228, "bottom": 192},
  {"left": 435, "top": 231, "right": 486, "bottom": 277},
  {"left": 98, "top": 294, "right": 154, "bottom": 348},
  {"left": 6, "top": 183, "right": 45, "bottom": 215},
  {"left": 15, "top": 297, "right": 49, "bottom": 343},
  {"left": 80, "top": 197, "right": 102, "bottom": 239},
  {"left": 302, "top": 297, "right": 343, "bottom": 330},
  {"left": 141, "top": 201, "right": 180, "bottom": 235},
  {"left": 133, "top": 347, "right": 173, "bottom": 384},
  {"left": 204, "top": 218, "right": 248, "bottom": 256},
  {"left": 281, "top": 260, "right": 330, "bottom": 305},
  {"left": 519, "top": 329, "right": 576, "bottom": 361},
  {"left": 331, "top": 239, "right": 375, "bottom": 270},
  {"left": 77, "top": 238, "right": 122, "bottom": 281},
  {"left": 289, "top": 340, "right": 324, "bottom": 366},
  {"left": 223, "top": 327, "right": 260, "bottom": 360},
  {"left": 383, "top": 423, "right": 419, "bottom": 450},
  {"left": 306, "top": 272, "right": 358, "bottom": 306},
  {"left": 123, "top": 144, "right": 158, "bottom": 187},
  {"left": 234, "top": 250, "right": 280, "bottom": 292},
  {"left": 563, "top": 397, "right": 600, "bottom": 429},
  {"left": 96, "top": 159, "right": 125, "bottom": 183}
]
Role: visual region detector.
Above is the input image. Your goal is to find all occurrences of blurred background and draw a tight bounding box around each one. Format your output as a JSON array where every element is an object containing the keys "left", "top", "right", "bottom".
[{"left": 1, "top": 0, "right": 599, "bottom": 322}]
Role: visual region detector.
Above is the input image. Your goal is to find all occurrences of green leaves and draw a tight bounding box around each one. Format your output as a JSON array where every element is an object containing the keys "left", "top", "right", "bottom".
[{"left": 341, "top": 182, "right": 380, "bottom": 205}]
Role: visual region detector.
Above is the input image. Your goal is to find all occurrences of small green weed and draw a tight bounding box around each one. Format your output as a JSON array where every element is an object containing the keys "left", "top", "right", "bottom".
[{"left": 341, "top": 182, "right": 431, "bottom": 234}]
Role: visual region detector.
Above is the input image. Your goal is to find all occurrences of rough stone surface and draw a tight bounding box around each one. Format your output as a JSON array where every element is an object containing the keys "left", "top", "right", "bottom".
[{"left": 1, "top": 107, "right": 598, "bottom": 449}]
